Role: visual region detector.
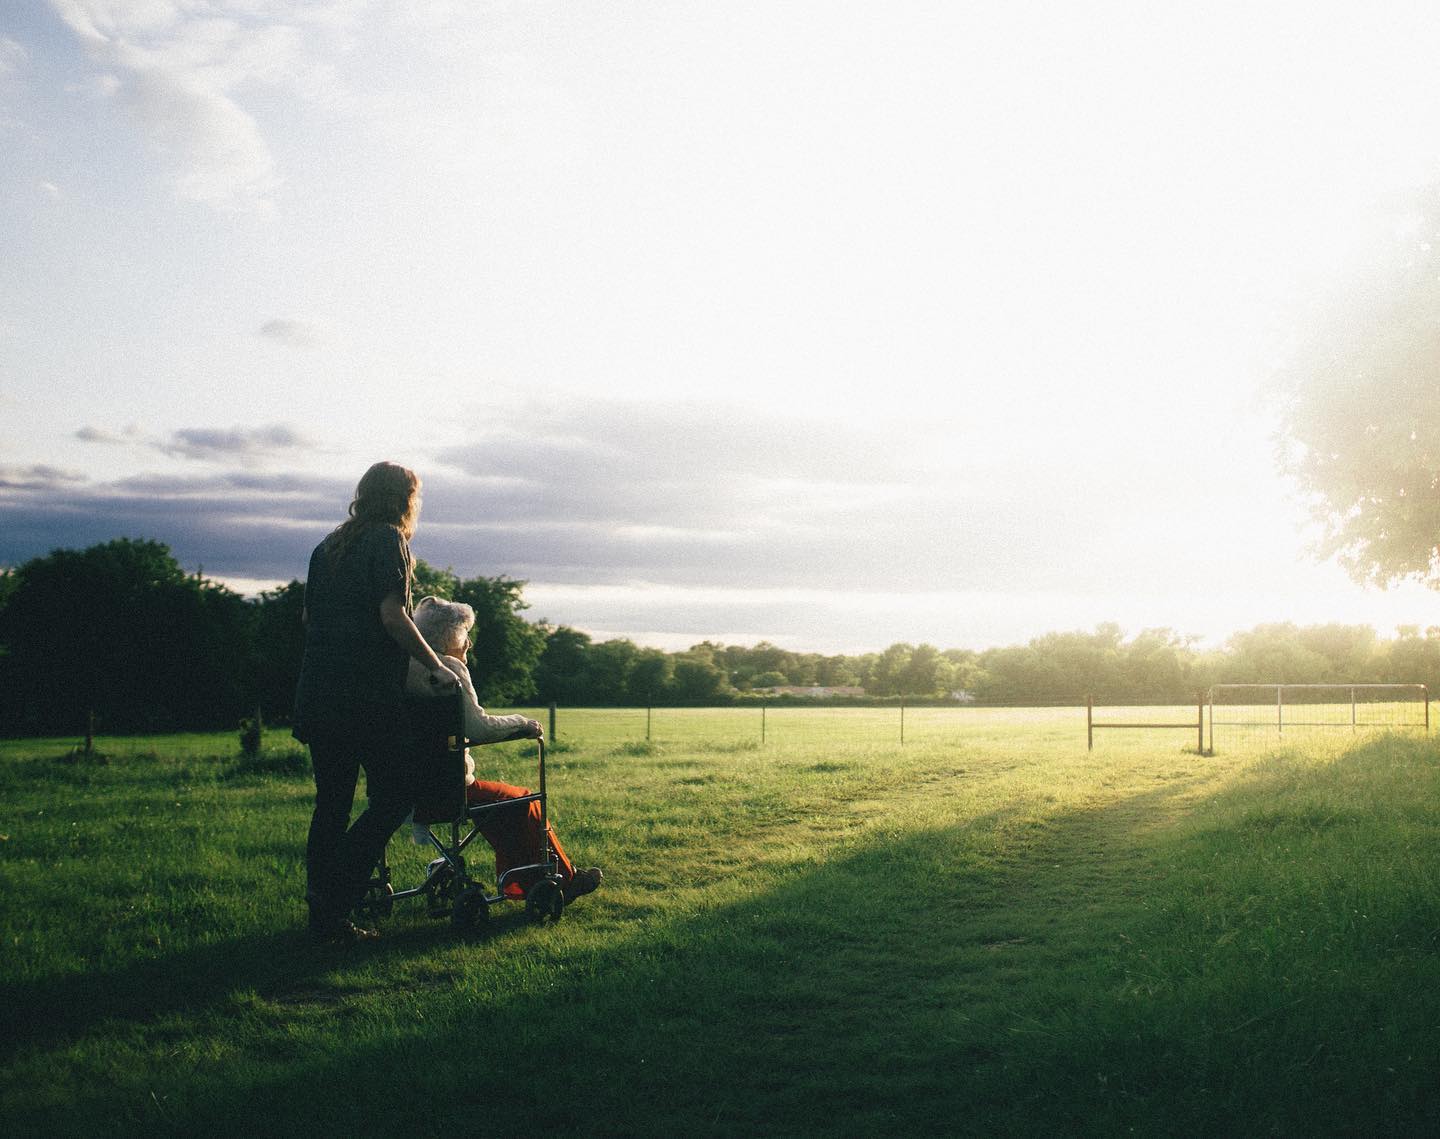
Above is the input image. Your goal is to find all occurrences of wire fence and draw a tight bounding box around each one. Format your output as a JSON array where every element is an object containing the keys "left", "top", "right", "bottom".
[
  {"left": 495, "top": 701, "right": 1094, "bottom": 751},
  {"left": 1207, "top": 684, "right": 1430, "bottom": 752},
  {"left": 498, "top": 690, "right": 1434, "bottom": 754},
  {"left": 6, "top": 688, "right": 1432, "bottom": 762}
]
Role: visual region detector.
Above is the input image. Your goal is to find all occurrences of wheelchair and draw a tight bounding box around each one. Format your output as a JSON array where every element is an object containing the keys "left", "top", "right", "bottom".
[{"left": 355, "top": 692, "right": 566, "bottom": 933}]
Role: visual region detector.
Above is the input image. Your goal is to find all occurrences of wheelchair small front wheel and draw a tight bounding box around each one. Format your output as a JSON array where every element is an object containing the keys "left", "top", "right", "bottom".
[
  {"left": 451, "top": 886, "right": 489, "bottom": 933},
  {"left": 356, "top": 881, "right": 395, "bottom": 922},
  {"left": 525, "top": 879, "right": 565, "bottom": 924}
]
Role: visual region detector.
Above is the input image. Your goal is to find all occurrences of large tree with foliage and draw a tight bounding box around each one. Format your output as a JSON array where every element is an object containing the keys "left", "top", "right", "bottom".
[
  {"left": 587, "top": 638, "right": 639, "bottom": 703},
  {"left": 534, "top": 625, "right": 594, "bottom": 704},
  {"left": 1380, "top": 625, "right": 1440, "bottom": 690},
  {"left": 453, "top": 575, "right": 545, "bottom": 705},
  {"left": 248, "top": 580, "right": 307, "bottom": 722},
  {"left": 0, "top": 539, "right": 251, "bottom": 734},
  {"left": 900, "top": 643, "right": 953, "bottom": 696},
  {"left": 626, "top": 649, "right": 673, "bottom": 703},
  {"left": 411, "top": 563, "right": 545, "bottom": 706},
  {"left": 1275, "top": 193, "right": 1440, "bottom": 586},
  {"left": 864, "top": 643, "right": 913, "bottom": 696},
  {"left": 669, "top": 649, "right": 731, "bottom": 702}
]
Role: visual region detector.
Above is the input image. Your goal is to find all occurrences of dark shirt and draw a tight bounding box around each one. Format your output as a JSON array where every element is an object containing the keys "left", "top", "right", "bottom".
[{"left": 292, "top": 524, "right": 413, "bottom": 743}]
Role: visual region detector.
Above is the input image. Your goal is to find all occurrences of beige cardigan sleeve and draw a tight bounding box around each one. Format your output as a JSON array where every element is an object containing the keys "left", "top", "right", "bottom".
[{"left": 406, "top": 656, "right": 531, "bottom": 745}]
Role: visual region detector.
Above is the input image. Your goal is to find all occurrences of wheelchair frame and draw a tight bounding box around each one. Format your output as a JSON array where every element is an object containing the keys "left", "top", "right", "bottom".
[{"left": 356, "top": 692, "right": 565, "bottom": 933}]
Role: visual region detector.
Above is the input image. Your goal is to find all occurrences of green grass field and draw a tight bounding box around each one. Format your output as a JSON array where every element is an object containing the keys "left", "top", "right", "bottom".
[{"left": 3, "top": 709, "right": 1439, "bottom": 1135}]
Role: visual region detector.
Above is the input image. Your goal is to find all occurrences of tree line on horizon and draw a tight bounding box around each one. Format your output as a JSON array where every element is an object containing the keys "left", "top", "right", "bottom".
[{"left": 2, "top": 537, "right": 1438, "bottom": 737}]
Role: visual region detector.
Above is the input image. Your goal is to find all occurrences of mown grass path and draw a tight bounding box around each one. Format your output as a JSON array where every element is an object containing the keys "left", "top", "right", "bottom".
[{"left": 2, "top": 721, "right": 1438, "bottom": 1135}]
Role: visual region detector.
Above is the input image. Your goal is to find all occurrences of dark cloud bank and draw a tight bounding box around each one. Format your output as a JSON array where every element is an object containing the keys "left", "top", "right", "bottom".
[
  {"left": 74, "top": 422, "right": 311, "bottom": 464},
  {"left": 2, "top": 402, "right": 1139, "bottom": 612},
  {"left": 0, "top": 469, "right": 348, "bottom": 581}
]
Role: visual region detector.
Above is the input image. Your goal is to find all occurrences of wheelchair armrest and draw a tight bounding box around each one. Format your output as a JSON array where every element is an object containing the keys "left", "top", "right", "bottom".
[{"left": 466, "top": 725, "right": 538, "bottom": 747}]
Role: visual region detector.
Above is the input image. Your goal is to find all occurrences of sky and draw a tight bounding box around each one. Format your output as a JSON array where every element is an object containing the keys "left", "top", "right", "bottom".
[{"left": 3, "top": 0, "right": 1440, "bottom": 655}]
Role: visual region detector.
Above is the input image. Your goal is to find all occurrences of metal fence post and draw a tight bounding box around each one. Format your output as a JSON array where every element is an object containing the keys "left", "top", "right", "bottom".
[
  {"left": 1087, "top": 694, "right": 1093, "bottom": 750},
  {"left": 762, "top": 702, "right": 767, "bottom": 746},
  {"left": 549, "top": 701, "right": 557, "bottom": 742}
]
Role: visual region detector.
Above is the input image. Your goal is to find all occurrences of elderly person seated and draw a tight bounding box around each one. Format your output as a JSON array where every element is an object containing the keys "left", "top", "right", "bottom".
[{"left": 406, "top": 595, "right": 602, "bottom": 902}]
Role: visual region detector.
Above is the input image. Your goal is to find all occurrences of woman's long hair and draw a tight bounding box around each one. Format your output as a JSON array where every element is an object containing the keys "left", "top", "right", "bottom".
[{"left": 324, "top": 461, "right": 420, "bottom": 561}]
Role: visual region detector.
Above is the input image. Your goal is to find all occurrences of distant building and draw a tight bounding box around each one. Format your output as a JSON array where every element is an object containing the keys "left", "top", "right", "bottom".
[{"left": 753, "top": 685, "right": 867, "bottom": 699}]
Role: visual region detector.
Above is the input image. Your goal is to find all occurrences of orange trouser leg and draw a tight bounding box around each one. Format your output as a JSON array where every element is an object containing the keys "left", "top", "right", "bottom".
[{"left": 467, "top": 780, "right": 576, "bottom": 894}]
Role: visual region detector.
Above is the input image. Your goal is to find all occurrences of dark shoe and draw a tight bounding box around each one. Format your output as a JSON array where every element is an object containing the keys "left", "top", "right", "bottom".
[
  {"left": 562, "top": 866, "right": 603, "bottom": 902},
  {"left": 309, "top": 917, "right": 380, "bottom": 944}
]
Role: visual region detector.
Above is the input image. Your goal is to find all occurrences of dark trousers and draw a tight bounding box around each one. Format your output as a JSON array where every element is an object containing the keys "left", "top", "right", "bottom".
[{"left": 305, "top": 727, "right": 415, "bottom": 923}]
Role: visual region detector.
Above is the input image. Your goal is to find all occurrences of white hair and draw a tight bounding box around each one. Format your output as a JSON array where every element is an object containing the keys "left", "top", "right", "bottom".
[{"left": 413, "top": 595, "right": 476, "bottom": 653}]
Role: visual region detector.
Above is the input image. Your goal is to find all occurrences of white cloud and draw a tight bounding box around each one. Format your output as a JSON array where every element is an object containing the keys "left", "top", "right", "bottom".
[
  {"left": 160, "top": 424, "right": 310, "bottom": 462},
  {"left": 257, "top": 318, "right": 321, "bottom": 347},
  {"left": 0, "top": 36, "right": 27, "bottom": 80},
  {"left": 43, "top": 0, "right": 351, "bottom": 211},
  {"left": 0, "top": 35, "right": 27, "bottom": 130},
  {"left": 123, "top": 59, "right": 278, "bottom": 210},
  {"left": 75, "top": 421, "right": 309, "bottom": 464},
  {"left": 75, "top": 424, "right": 143, "bottom": 445},
  {"left": 0, "top": 464, "right": 87, "bottom": 490}
]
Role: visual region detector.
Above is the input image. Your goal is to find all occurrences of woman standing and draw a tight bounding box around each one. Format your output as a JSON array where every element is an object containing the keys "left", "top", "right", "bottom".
[{"left": 293, "top": 461, "right": 458, "bottom": 943}]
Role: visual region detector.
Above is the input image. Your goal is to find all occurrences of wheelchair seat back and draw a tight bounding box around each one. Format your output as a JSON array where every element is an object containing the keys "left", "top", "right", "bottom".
[{"left": 406, "top": 692, "right": 466, "bottom": 824}]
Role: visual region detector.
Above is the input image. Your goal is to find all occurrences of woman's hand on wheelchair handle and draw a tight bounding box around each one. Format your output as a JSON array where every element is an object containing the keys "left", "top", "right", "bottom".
[{"left": 427, "top": 667, "right": 459, "bottom": 692}]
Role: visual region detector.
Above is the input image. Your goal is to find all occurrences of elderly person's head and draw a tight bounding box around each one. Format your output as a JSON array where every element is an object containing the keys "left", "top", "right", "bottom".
[{"left": 413, "top": 596, "right": 476, "bottom": 658}]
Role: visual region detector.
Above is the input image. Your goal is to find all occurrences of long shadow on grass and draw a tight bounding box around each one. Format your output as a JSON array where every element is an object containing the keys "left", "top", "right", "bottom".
[
  {"left": 0, "top": 895, "right": 547, "bottom": 1061},
  {"left": 4, "top": 771, "right": 1215, "bottom": 1135},
  {"left": 11, "top": 738, "right": 1440, "bottom": 1135}
]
